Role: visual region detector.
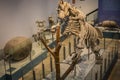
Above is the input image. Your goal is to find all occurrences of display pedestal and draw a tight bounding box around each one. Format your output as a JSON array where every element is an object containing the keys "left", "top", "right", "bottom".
[{"left": 45, "top": 48, "right": 103, "bottom": 80}]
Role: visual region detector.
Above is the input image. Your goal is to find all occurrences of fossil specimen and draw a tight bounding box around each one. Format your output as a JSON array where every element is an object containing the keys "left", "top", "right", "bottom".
[{"left": 4, "top": 36, "right": 32, "bottom": 61}]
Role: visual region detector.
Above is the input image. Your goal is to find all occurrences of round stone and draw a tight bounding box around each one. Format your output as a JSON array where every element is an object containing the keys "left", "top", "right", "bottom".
[{"left": 4, "top": 36, "right": 32, "bottom": 61}]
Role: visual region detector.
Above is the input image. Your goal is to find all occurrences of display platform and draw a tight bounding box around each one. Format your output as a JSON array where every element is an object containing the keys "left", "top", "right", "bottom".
[
  {"left": 0, "top": 32, "right": 53, "bottom": 79},
  {"left": 0, "top": 41, "right": 45, "bottom": 76},
  {"left": 44, "top": 48, "right": 104, "bottom": 80},
  {"left": 0, "top": 34, "right": 68, "bottom": 80},
  {"left": 0, "top": 30, "right": 120, "bottom": 80},
  {"left": 103, "top": 30, "right": 120, "bottom": 39}
]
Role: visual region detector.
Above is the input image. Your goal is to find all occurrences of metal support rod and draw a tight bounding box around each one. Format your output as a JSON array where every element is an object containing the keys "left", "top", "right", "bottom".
[
  {"left": 8, "top": 59, "right": 12, "bottom": 80},
  {"left": 3, "top": 59, "right": 7, "bottom": 80},
  {"left": 88, "top": 48, "right": 90, "bottom": 60},
  {"left": 50, "top": 56, "right": 53, "bottom": 72},
  {"left": 42, "top": 62, "right": 45, "bottom": 78},
  {"left": 63, "top": 46, "right": 66, "bottom": 60},
  {"left": 110, "top": 52, "right": 112, "bottom": 61},
  {"left": 69, "top": 42, "right": 71, "bottom": 56},
  {"left": 114, "top": 40, "right": 116, "bottom": 54},
  {"left": 32, "top": 70, "right": 36, "bottom": 80},
  {"left": 112, "top": 48, "right": 114, "bottom": 59},
  {"left": 95, "top": 71, "right": 98, "bottom": 80},
  {"left": 108, "top": 53, "right": 110, "bottom": 66},
  {"left": 104, "top": 37, "right": 106, "bottom": 49},
  {"left": 115, "top": 40, "right": 118, "bottom": 57},
  {"left": 29, "top": 51, "right": 36, "bottom": 80},
  {"left": 104, "top": 58, "right": 107, "bottom": 73},
  {"left": 8, "top": 60, "right": 12, "bottom": 76},
  {"left": 100, "top": 65, "right": 102, "bottom": 80},
  {"left": 74, "top": 36, "right": 76, "bottom": 52}
]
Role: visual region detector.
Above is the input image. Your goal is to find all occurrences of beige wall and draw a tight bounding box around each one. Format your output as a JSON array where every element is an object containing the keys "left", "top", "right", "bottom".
[
  {"left": 0, "top": 0, "right": 98, "bottom": 49},
  {"left": 0, "top": 0, "right": 48, "bottom": 49}
]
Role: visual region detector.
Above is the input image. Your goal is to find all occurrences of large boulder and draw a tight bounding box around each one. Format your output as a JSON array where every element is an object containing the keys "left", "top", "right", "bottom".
[{"left": 4, "top": 36, "right": 32, "bottom": 61}]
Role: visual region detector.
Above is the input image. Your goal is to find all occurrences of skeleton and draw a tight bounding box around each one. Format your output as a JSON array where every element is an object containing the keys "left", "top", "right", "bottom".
[
  {"left": 57, "top": 0, "right": 103, "bottom": 58},
  {"left": 36, "top": 20, "right": 46, "bottom": 32},
  {"left": 57, "top": 0, "right": 86, "bottom": 33},
  {"left": 32, "top": 20, "right": 48, "bottom": 48},
  {"left": 48, "top": 16, "right": 55, "bottom": 28}
]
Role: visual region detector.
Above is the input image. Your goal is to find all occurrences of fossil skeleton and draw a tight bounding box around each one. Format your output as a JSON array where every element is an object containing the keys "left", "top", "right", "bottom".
[{"left": 57, "top": 0, "right": 103, "bottom": 57}]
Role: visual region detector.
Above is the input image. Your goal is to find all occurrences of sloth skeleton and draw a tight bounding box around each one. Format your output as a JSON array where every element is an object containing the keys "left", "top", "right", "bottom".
[{"left": 58, "top": 0, "right": 103, "bottom": 56}]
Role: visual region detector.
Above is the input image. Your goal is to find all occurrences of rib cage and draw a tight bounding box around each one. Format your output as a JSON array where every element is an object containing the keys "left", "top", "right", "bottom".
[
  {"left": 63, "top": 21, "right": 80, "bottom": 36},
  {"left": 63, "top": 21, "right": 103, "bottom": 48}
]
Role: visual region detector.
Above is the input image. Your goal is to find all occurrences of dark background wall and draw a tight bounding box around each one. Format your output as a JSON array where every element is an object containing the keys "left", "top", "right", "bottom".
[{"left": 98, "top": 0, "right": 120, "bottom": 25}]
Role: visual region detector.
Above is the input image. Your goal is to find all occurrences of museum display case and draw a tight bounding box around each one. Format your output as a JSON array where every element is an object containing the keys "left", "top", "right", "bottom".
[
  {"left": 0, "top": 0, "right": 120, "bottom": 80},
  {"left": 0, "top": 30, "right": 119, "bottom": 80}
]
